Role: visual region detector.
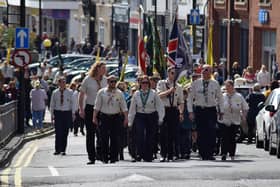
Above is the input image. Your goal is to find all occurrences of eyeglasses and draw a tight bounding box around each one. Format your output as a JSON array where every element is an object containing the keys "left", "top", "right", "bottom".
[
  {"left": 141, "top": 81, "right": 149, "bottom": 84},
  {"left": 110, "top": 80, "right": 117, "bottom": 83}
]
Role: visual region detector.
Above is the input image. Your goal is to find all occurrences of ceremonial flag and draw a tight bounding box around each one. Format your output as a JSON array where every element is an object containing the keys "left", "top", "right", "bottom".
[
  {"left": 138, "top": 38, "right": 147, "bottom": 74},
  {"left": 119, "top": 54, "right": 128, "bottom": 81},
  {"left": 167, "top": 17, "right": 179, "bottom": 66},
  {"left": 175, "top": 25, "right": 191, "bottom": 81},
  {"left": 144, "top": 16, "right": 153, "bottom": 76},
  {"left": 152, "top": 18, "right": 166, "bottom": 79}
]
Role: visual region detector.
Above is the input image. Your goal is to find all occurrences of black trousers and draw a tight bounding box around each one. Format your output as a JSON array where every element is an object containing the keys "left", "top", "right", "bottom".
[
  {"left": 194, "top": 106, "right": 217, "bottom": 158},
  {"left": 84, "top": 104, "right": 96, "bottom": 162},
  {"left": 134, "top": 112, "right": 158, "bottom": 161},
  {"left": 73, "top": 111, "right": 84, "bottom": 134},
  {"left": 160, "top": 107, "right": 179, "bottom": 159},
  {"left": 220, "top": 123, "right": 239, "bottom": 156},
  {"left": 54, "top": 110, "right": 72, "bottom": 153},
  {"left": 99, "top": 113, "right": 122, "bottom": 162}
]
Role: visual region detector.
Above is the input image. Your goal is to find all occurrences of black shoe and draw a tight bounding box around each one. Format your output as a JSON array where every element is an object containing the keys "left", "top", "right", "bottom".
[
  {"left": 74, "top": 133, "right": 78, "bottom": 136},
  {"left": 61, "top": 152, "right": 66, "bottom": 156},
  {"left": 221, "top": 155, "right": 226, "bottom": 161},
  {"left": 81, "top": 131, "right": 85, "bottom": 136},
  {"left": 131, "top": 159, "right": 137, "bottom": 162},
  {"left": 183, "top": 154, "right": 190, "bottom": 160},
  {"left": 53, "top": 152, "right": 60, "bottom": 155},
  {"left": 87, "top": 161, "right": 95, "bottom": 165},
  {"left": 208, "top": 156, "right": 216, "bottom": 160},
  {"left": 120, "top": 154, "right": 124, "bottom": 160},
  {"left": 174, "top": 156, "right": 180, "bottom": 160},
  {"left": 160, "top": 158, "right": 166, "bottom": 162}
]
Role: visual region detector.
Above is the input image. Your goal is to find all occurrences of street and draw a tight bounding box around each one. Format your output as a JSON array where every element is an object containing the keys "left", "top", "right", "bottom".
[{"left": 1, "top": 133, "right": 280, "bottom": 187}]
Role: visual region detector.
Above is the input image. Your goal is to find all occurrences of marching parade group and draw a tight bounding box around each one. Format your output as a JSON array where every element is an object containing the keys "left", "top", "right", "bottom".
[
  {"left": 1, "top": 56, "right": 276, "bottom": 164},
  {"left": 49, "top": 62, "right": 249, "bottom": 164}
]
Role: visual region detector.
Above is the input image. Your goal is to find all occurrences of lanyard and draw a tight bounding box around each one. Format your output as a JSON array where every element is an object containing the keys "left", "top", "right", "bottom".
[
  {"left": 166, "top": 82, "right": 175, "bottom": 107},
  {"left": 140, "top": 89, "right": 150, "bottom": 110}
]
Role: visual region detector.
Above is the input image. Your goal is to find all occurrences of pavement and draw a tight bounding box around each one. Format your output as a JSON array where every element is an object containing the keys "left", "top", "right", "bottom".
[{"left": 0, "top": 110, "right": 54, "bottom": 168}]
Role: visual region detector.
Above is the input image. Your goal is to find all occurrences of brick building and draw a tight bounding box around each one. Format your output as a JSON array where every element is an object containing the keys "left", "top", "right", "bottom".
[{"left": 209, "top": 0, "right": 278, "bottom": 79}]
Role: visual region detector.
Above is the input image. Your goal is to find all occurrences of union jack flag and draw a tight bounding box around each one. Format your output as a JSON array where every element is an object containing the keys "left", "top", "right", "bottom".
[{"left": 167, "top": 18, "right": 179, "bottom": 66}]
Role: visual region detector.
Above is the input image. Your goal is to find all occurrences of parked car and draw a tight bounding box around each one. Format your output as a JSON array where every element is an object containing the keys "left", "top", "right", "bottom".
[
  {"left": 265, "top": 103, "right": 280, "bottom": 158},
  {"left": 233, "top": 78, "right": 254, "bottom": 142},
  {"left": 256, "top": 88, "right": 280, "bottom": 150}
]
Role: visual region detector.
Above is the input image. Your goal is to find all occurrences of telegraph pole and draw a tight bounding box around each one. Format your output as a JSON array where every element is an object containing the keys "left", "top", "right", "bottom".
[{"left": 18, "top": 0, "right": 26, "bottom": 134}]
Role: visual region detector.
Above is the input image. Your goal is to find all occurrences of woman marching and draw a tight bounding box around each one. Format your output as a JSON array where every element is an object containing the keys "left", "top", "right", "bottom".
[
  {"left": 218, "top": 80, "right": 249, "bottom": 161},
  {"left": 128, "top": 75, "right": 165, "bottom": 162}
]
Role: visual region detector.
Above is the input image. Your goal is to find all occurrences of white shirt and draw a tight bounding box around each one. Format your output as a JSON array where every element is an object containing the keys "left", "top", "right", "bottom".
[
  {"left": 187, "top": 78, "right": 224, "bottom": 113},
  {"left": 128, "top": 89, "right": 165, "bottom": 127},
  {"left": 257, "top": 70, "right": 270, "bottom": 87},
  {"left": 218, "top": 92, "right": 249, "bottom": 126},
  {"left": 156, "top": 79, "right": 184, "bottom": 107},
  {"left": 1, "top": 65, "right": 13, "bottom": 78},
  {"left": 50, "top": 88, "right": 75, "bottom": 116},
  {"left": 94, "top": 87, "right": 128, "bottom": 115},
  {"left": 80, "top": 75, "right": 107, "bottom": 105}
]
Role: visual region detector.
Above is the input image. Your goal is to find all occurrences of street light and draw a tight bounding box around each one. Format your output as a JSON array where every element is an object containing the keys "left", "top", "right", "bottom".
[{"left": 222, "top": 17, "right": 242, "bottom": 79}]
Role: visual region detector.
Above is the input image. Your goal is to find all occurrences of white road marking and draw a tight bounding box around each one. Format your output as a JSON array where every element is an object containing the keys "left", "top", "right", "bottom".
[
  {"left": 48, "top": 166, "right": 59, "bottom": 176},
  {"left": 115, "top": 173, "right": 155, "bottom": 182}
]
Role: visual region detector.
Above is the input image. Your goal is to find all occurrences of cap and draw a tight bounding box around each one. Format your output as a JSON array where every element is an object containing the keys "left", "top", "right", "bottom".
[{"left": 106, "top": 75, "right": 118, "bottom": 80}]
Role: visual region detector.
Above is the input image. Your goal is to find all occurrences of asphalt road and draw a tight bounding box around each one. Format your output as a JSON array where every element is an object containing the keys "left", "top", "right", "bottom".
[{"left": 1, "top": 133, "right": 280, "bottom": 187}]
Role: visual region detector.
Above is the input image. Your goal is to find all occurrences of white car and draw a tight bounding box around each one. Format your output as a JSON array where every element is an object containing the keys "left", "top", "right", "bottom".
[{"left": 256, "top": 88, "right": 280, "bottom": 150}]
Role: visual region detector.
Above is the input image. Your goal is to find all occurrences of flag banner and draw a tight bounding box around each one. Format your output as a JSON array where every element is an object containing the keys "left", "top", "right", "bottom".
[
  {"left": 119, "top": 54, "right": 128, "bottom": 81},
  {"left": 144, "top": 16, "right": 154, "bottom": 76},
  {"left": 138, "top": 37, "right": 147, "bottom": 75},
  {"left": 167, "top": 18, "right": 179, "bottom": 66},
  {"left": 152, "top": 17, "right": 166, "bottom": 79},
  {"left": 207, "top": 24, "right": 214, "bottom": 67},
  {"left": 175, "top": 25, "right": 192, "bottom": 81}
]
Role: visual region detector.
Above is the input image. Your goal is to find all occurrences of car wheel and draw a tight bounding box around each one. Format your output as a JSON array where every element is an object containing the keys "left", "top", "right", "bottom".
[
  {"left": 277, "top": 137, "right": 280, "bottom": 159},
  {"left": 264, "top": 133, "right": 269, "bottom": 151},
  {"left": 256, "top": 131, "right": 263, "bottom": 148},
  {"left": 269, "top": 132, "right": 276, "bottom": 155}
]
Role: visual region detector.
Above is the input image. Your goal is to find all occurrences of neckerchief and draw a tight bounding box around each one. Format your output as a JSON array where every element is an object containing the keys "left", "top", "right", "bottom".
[{"left": 140, "top": 89, "right": 150, "bottom": 111}]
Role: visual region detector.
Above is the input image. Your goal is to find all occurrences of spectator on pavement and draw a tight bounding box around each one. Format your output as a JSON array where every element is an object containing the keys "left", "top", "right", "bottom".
[
  {"left": 0, "top": 61, "right": 14, "bottom": 84},
  {"left": 257, "top": 65, "right": 270, "bottom": 88},
  {"left": 30, "top": 80, "right": 48, "bottom": 129},
  {"left": 246, "top": 83, "right": 265, "bottom": 144}
]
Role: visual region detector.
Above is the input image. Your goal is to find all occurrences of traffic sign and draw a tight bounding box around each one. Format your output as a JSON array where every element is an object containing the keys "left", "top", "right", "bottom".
[
  {"left": 11, "top": 49, "right": 31, "bottom": 68},
  {"left": 189, "top": 9, "right": 200, "bottom": 25},
  {"left": 15, "top": 28, "right": 29, "bottom": 49},
  {"left": 187, "top": 15, "right": 205, "bottom": 26}
]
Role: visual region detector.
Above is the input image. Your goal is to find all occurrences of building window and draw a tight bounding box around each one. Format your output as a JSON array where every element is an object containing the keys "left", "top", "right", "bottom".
[
  {"left": 235, "top": 0, "right": 247, "bottom": 3},
  {"left": 152, "top": 0, "right": 156, "bottom": 6},
  {"left": 215, "top": 0, "right": 225, "bottom": 4},
  {"left": 260, "top": 0, "right": 271, "bottom": 3}
]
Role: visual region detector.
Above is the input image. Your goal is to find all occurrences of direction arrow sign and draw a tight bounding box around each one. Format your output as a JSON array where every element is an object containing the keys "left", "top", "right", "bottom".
[
  {"left": 190, "top": 9, "right": 200, "bottom": 25},
  {"left": 11, "top": 49, "right": 31, "bottom": 68},
  {"left": 15, "top": 28, "right": 29, "bottom": 49}
]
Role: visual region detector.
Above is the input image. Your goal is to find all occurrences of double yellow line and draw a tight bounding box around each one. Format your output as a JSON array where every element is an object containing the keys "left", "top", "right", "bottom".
[{"left": 1, "top": 141, "right": 38, "bottom": 187}]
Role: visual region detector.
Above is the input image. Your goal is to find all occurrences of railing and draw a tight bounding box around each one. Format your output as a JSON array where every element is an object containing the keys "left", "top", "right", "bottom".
[{"left": 0, "top": 101, "right": 18, "bottom": 148}]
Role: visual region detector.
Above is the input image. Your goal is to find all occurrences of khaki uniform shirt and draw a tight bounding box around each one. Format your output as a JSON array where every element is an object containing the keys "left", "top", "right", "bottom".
[
  {"left": 187, "top": 78, "right": 224, "bottom": 113},
  {"left": 94, "top": 88, "right": 128, "bottom": 115},
  {"left": 80, "top": 75, "right": 107, "bottom": 105},
  {"left": 128, "top": 89, "right": 165, "bottom": 126},
  {"left": 156, "top": 79, "right": 184, "bottom": 107}
]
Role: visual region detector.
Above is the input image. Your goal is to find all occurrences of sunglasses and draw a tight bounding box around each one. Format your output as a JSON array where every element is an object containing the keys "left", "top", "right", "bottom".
[
  {"left": 110, "top": 80, "right": 117, "bottom": 83},
  {"left": 202, "top": 68, "right": 209, "bottom": 72},
  {"left": 141, "top": 81, "right": 149, "bottom": 84}
]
